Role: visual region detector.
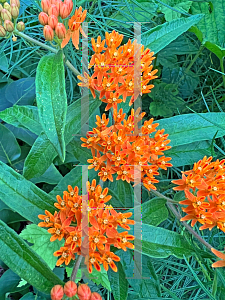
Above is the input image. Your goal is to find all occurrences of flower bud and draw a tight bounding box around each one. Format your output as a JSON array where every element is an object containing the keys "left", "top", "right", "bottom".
[
  {"left": 77, "top": 284, "right": 92, "bottom": 300},
  {"left": 0, "top": 4, "right": 3, "bottom": 12},
  {"left": 59, "top": 4, "right": 70, "bottom": 19},
  {"left": 4, "top": 19, "right": 14, "bottom": 32},
  {"left": 64, "top": 281, "right": 77, "bottom": 298},
  {"left": 90, "top": 293, "right": 102, "bottom": 300},
  {"left": 64, "top": 0, "right": 73, "bottom": 14},
  {"left": 10, "top": 0, "right": 20, "bottom": 8},
  {"left": 0, "top": 25, "right": 6, "bottom": 37},
  {"left": 55, "top": 22, "right": 66, "bottom": 39},
  {"left": 50, "top": 0, "right": 62, "bottom": 11},
  {"left": 16, "top": 21, "right": 25, "bottom": 31},
  {"left": 41, "top": 0, "right": 51, "bottom": 13},
  {"left": 48, "top": 14, "right": 58, "bottom": 29},
  {"left": 43, "top": 24, "right": 54, "bottom": 41},
  {"left": 48, "top": 4, "right": 59, "bottom": 17},
  {"left": 1, "top": 8, "right": 12, "bottom": 21},
  {"left": 50, "top": 285, "right": 64, "bottom": 300},
  {"left": 38, "top": 12, "right": 48, "bottom": 25},
  {"left": 11, "top": 3, "right": 19, "bottom": 18},
  {"left": 4, "top": 2, "right": 11, "bottom": 11}
]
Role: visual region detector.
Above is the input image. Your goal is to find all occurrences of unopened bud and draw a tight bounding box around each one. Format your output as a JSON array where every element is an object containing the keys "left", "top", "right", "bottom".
[
  {"left": 4, "top": 2, "right": 11, "bottom": 11},
  {"left": 16, "top": 21, "right": 25, "bottom": 31},
  {"left": 90, "top": 293, "right": 102, "bottom": 300},
  {"left": 48, "top": 14, "right": 58, "bottom": 29},
  {"left": 77, "top": 284, "right": 92, "bottom": 300},
  {"left": 50, "top": 285, "right": 64, "bottom": 300},
  {"left": 41, "top": 0, "right": 51, "bottom": 13},
  {"left": 10, "top": 3, "right": 19, "bottom": 18},
  {"left": 38, "top": 12, "right": 48, "bottom": 25},
  {"left": 50, "top": 0, "right": 62, "bottom": 11},
  {"left": 48, "top": 4, "right": 59, "bottom": 17},
  {"left": 1, "top": 8, "right": 12, "bottom": 21},
  {"left": 0, "top": 25, "right": 6, "bottom": 37},
  {"left": 59, "top": 4, "right": 70, "bottom": 19},
  {"left": 55, "top": 22, "right": 66, "bottom": 39},
  {"left": 4, "top": 19, "right": 14, "bottom": 32},
  {"left": 64, "top": 0, "right": 73, "bottom": 14},
  {"left": 43, "top": 24, "right": 54, "bottom": 41},
  {"left": 10, "top": 0, "right": 20, "bottom": 8},
  {"left": 63, "top": 281, "right": 77, "bottom": 298},
  {"left": 0, "top": 4, "right": 3, "bottom": 13}
]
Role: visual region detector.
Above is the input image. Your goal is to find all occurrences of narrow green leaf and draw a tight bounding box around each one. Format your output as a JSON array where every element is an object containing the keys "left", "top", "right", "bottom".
[
  {"left": 30, "top": 164, "right": 63, "bottom": 185},
  {"left": 0, "top": 161, "right": 55, "bottom": 224},
  {"left": 108, "top": 262, "right": 128, "bottom": 300},
  {"left": 135, "top": 224, "right": 195, "bottom": 259},
  {"left": 0, "top": 269, "right": 20, "bottom": 300},
  {"left": 36, "top": 51, "right": 67, "bottom": 161},
  {"left": 0, "top": 220, "right": 63, "bottom": 293},
  {"left": 0, "top": 53, "right": 8, "bottom": 73},
  {"left": 142, "top": 14, "right": 203, "bottom": 54},
  {"left": 66, "top": 137, "right": 92, "bottom": 165},
  {"left": 0, "top": 123, "right": 21, "bottom": 164}
]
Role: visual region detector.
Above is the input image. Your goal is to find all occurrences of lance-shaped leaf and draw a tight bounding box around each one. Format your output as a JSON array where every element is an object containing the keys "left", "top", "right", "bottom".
[
  {"left": 0, "top": 220, "right": 63, "bottom": 294},
  {"left": 36, "top": 50, "right": 67, "bottom": 161},
  {"left": 0, "top": 161, "right": 55, "bottom": 224},
  {"left": 108, "top": 262, "right": 128, "bottom": 300}
]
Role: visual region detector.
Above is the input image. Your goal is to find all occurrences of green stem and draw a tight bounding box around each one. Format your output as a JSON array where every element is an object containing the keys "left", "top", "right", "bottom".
[
  {"left": 15, "top": 31, "right": 81, "bottom": 76},
  {"left": 220, "top": 57, "right": 225, "bottom": 89}
]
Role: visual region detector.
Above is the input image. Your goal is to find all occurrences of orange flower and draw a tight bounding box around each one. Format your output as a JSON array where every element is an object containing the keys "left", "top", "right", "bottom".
[
  {"left": 38, "top": 210, "right": 57, "bottom": 228},
  {"left": 102, "top": 251, "right": 120, "bottom": 272},
  {"left": 54, "top": 246, "right": 75, "bottom": 266},
  {"left": 61, "top": 6, "right": 87, "bottom": 49},
  {"left": 211, "top": 248, "right": 225, "bottom": 268}
]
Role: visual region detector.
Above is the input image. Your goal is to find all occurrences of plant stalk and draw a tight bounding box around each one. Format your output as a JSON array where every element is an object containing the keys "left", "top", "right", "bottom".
[{"left": 71, "top": 255, "right": 83, "bottom": 282}]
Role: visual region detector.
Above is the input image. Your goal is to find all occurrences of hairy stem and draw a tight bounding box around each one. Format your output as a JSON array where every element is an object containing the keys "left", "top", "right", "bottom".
[
  {"left": 151, "top": 190, "right": 213, "bottom": 251},
  {"left": 15, "top": 31, "right": 81, "bottom": 76},
  {"left": 71, "top": 255, "right": 83, "bottom": 282}
]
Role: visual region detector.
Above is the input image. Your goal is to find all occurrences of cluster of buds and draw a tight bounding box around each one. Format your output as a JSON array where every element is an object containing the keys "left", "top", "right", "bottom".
[
  {"left": 51, "top": 282, "right": 102, "bottom": 300},
  {"left": 81, "top": 108, "right": 172, "bottom": 191},
  {"left": 77, "top": 30, "right": 158, "bottom": 106},
  {"left": 172, "top": 156, "right": 225, "bottom": 232},
  {"left": 0, "top": 0, "right": 24, "bottom": 37},
  {"left": 39, "top": 0, "right": 73, "bottom": 41},
  {"left": 38, "top": 180, "right": 135, "bottom": 273}
]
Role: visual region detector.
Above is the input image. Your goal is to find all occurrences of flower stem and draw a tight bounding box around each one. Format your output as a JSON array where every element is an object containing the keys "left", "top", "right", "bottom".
[
  {"left": 220, "top": 57, "right": 225, "bottom": 89},
  {"left": 151, "top": 190, "right": 213, "bottom": 251},
  {"left": 15, "top": 31, "right": 81, "bottom": 76},
  {"left": 71, "top": 255, "right": 83, "bottom": 282}
]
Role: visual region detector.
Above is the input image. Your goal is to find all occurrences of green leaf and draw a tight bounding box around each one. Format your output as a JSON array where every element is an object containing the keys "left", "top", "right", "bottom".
[
  {"left": 30, "top": 164, "right": 63, "bottom": 185},
  {"left": 23, "top": 96, "right": 101, "bottom": 180},
  {"left": 0, "top": 105, "right": 41, "bottom": 135},
  {"left": 160, "top": 0, "right": 192, "bottom": 22},
  {"left": 0, "top": 53, "right": 8, "bottom": 73},
  {"left": 5, "top": 124, "right": 37, "bottom": 146},
  {"left": 166, "top": 140, "right": 211, "bottom": 167},
  {"left": 190, "top": 1, "right": 225, "bottom": 59},
  {"left": 0, "top": 220, "right": 63, "bottom": 293},
  {"left": 108, "top": 262, "right": 128, "bottom": 300},
  {"left": 0, "top": 209, "right": 26, "bottom": 225},
  {"left": 0, "top": 123, "right": 21, "bottom": 164},
  {"left": 66, "top": 137, "right": 92, "bottom": 165},
  {"left": 157, "top": 112, "right": 225, "bottom": 147},
  {"left": 0, "top": 269, "right": 20, "bottom": 300},
  {"left": 0, "top": 161, "right": 55, "bottom": 224},
  {"left": 20, "top": 224, "right": 63, "bottom": 270},
  {"left": 36, "top": 51, "right": 67, "bottom": 161},
  {"left": 118, "top": 250, "right": 161, "bottom": 298},
  {"left": 135, "top": 223, "right": 195, "bottom": 258},
  {"left": 142, "top": 14, "right": 203, "bottom": 54}
]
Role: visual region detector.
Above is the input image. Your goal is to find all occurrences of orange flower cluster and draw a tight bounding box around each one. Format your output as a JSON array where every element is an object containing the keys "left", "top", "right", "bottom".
[
  {"left": 38, "top": 180, "right": 135, "bottom": 273},
  {"left": 81, "top": 108, "right": 172, "bottom": 190},
  {"left": 172, "top": 156, "right": 225, "bottom": 232},
  {"left": 77, "top": 30, "right": 158, "bottom": 107}
]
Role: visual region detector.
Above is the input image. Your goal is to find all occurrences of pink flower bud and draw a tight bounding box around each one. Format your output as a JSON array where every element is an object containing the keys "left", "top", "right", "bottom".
[
  {"left": 4, "top": 20, "right": 14, "bottom": 32},
  {"left": 4, "top": 2, "right": 11, "bottom": 11},
  {"left": 64, "top": 0, "right": 73, "bottom": 14},
  {"left": 48, "top": 14, "right": 58, "bottom": 29},
  {"left": 48, "top": 4, "right": 59, "bottom": 17},
  {"left": 0, "top": 25, "right": 6, "bottom": 37},
  {"left": 0, "top": 4, "right": 3, "bottom": 13},
  {"left": 90, "top": 293, "right": 102, "bottom": 300},
  {"left": 50, "top": 0, "right": 62, "bottom": 11},
  {"left": 16, "top": 21, "right": 25, "bottom": 31},
  {"left": 55, "top": 22, "right": 66, "bottom": 39},
  {"left": 1, "top": 8, "right": 12, "bottom": 21},
  {"left": 43, "top": 24, "right": 54, "bottom": 41},
  {"left": 38, "top": 12, "right": 48, "bottom": 25},
  {"left": 77, "top": 284, "right": 92, "bottom": 300},
  {"left": 41, "top": 0, "right": 51, "bottom": 13},
  {"left": 10, "top": 0, "right": 20, "bottom": 9},
  {"left": 50, "top": 285, "right": 64, "bottom": 300},
  {"left": 64, "top": 281, "right": 77, "bottom": 297},
  {"left": 10, "top": 3, "right": 19, "bottom": 19},
  {"left": 59, "top": 4, "right": 70, "bottom": 19}
]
